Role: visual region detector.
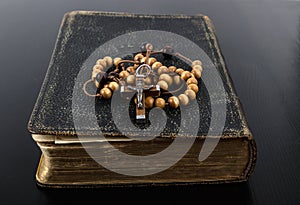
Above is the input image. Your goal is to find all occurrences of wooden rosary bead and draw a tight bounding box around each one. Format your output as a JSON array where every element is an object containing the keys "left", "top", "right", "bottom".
[
  {"left": 100, "top": 87, "right": 112, "bottom": 99},
  {"left": 108, "top": 82, "right": 119, "bottom": 91},
  {"left": 176, "top": 68, "right": 184, "bottom": 75},
  {"left": 192, "top": 64, "right": 203, "bottom": 72},
  {"left": 191, "top": 69, "right": 201, "bottom": 79},
  {"left": 159, "top": 74, "right": 173, "bottom": 85},
  {"left": 96, "top": 59, "right": 107, "bottom": 68},
  {"left": 188, "top": 84, "right": 199, "bottom": 93},
  {"left": 103, "top": 56, "right": 113, "bottom": 67},
  {"left": 168, "top": 96, "right": 179, "bottom": 108},
  {"left": 173, "top": 75, "right": 181, "bottom": 86},
  {"left": 181, "top": 71, "right": 192, "bottom": 81},
  {"left": 148, "top": 57, "right": 157, "bottom": 65},
  {"left": 140, "top": 57, "right": 147, "bottom": 64},
  {"left": 113, "top": 57, "right": 123, "bottom": 66},
  {"left": 126, "top": 75, "right": 135, "bottom": 84},
  {"left": 186, "top": 77, "right": 198, "bottom": 85},
  {"left": 144, "top": 43, "right": 153, "bottom": 51},
  {"left": 178, "top": 94, "right": 189, "bottom": 106},
  {"left": 119, "top": 70, "right": 130, "bottom": 79},
  {"left": 192, "top": 60, "right": 202, "bottom": 67},
  {"left": 134, "top": 53, "right": 144, "bottom": 61},
  {"left": 168, "top": 66, "right": 177, "bottom": 72},
  {"left": 184, "top": 89, "right": 196, "bottom": 100},
  {"left": 144, "top": 76, "right": 152, "bottom": 84},
  {"left": 157, "top": 66, "right": 169, "bottom": 75},
  {"left": 141, "top": 57, "right": 157, "bottom": 65},
  {"left": 157, "top": 80, "right": 169, "bottom": 91},
  {"left": 152, "top": 62, "right": 162, "bottom": 70},
  {"left": 145, "top": 96, "right": 154, "bottom": 109},
  {"left": 93, "top": 64, "right": 104, "bottom": 72},
  {"left": 155, "top": 98, "right": 166, "bottom": 109},
  {"left": 126, "top": 66, "right": 135, "bottom": 73}
]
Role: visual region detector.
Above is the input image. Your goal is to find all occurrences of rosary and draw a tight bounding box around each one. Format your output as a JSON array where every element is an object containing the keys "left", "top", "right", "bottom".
[{"left": 83, "top": 43, "right": 203, "bottom": 121}]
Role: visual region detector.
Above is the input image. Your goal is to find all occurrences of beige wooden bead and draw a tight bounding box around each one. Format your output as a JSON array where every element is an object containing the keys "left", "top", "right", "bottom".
[
  {"left": 181, "top": 71, "right": 192, "bottom": 81},
  {"left": 103, "top": 56, "right": 113, "bottom": 67},
  {"left": 96, "top": 59, "right": 107, "bottom": 68},
  {"left": 188, "top": 84, "right": 199, "bottom": 93},
  {"left": 173, "top": 75, "right": 182, "bottom": 86},
  {"left": 140, "top": 57, "right": 147, "bottom": 64},
  {"left": 184, "top": 89, "right": 196, "bottom": 100},
  {"left": 145, "top": 43, "right": 153, "bottom": 50},
  {"left": 126, "top": 66, "right": 135, "bottom": 73},
  {"left": 168, "top": 66, "right": 177, "bottom": 72},
  {"left": 113, "top": 57, "right": 123, "bottom": 66},
  {"left": 168, "top": 96, "right": 180, "bottom": 108},
  {"left": 145, "top": 96, "right": 154, "bottom": 109},
  {"left": 108, "top": 82, "right": 119, "bottom": 91},
  {"left": 159, "top": 74, "right": 173, "bottom": 85},
  {"left": 134, "top": 53, "right": 144, "bottom": 61},
  {"left": 155, "top": 98, "right": 166, "bottom": 109},
  {"left": 157, "top": 66, "right": 169, "bottom": 75},
  {"left": 148, "top": 57, "right": 157, "bottom": 65},
  {"left": 186, "top": 77, "right": 198, "bottom": 85},
  {"left": 93, "top": 64, "right": 104, "bottom": 72},
  {"left": 157, "top": 80, "right": 168, "bottom": 91},
  {"left": 144, "top": 76, "right": 152, "bottom": 84},
  {"left": 192, "top": 64, "right": 203, "bottom": 72},
  {"left": 176, "top": 68, "right": 184, "bottom": 75},
  {"left": 126, "top": 75, "right": 135, "bottom": 84},
  {"left": 92, "top": 70, "right": 100, "bottom": 79},
  {"left": 119, "top": 70, "right": 130, "bottom": 79},
  {"left": 152, "top": 62, "right": 162, "bottom": 70},
  {"left": 192, "top": 60, "right": 202, "bottom": 67},
  {"left": 191, "top": 69, "right": 201, "bottom": 79},
  {"left": 100, "top": 87, "right": 112, "bottom": 99},
  {"left": 141, "top": 57, "right": 157, "bottom": 65},
  {"left": 178, "top": 94, "right": 189, "bottom": 106}
]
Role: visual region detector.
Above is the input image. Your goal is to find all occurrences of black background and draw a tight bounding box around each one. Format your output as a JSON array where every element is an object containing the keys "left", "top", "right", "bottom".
[{"left": 0, "top": 0, "right": 299, "bottom": 204}]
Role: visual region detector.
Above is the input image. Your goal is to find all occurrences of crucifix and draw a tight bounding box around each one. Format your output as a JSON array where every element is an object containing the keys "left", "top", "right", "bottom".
[{"left": 120, "top": 64, "right": 160, "bottom": 122}]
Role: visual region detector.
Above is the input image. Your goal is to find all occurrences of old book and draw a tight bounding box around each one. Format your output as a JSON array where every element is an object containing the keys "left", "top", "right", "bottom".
[{"left": 28, "top": 11, "right": 257, "bottom": 188}]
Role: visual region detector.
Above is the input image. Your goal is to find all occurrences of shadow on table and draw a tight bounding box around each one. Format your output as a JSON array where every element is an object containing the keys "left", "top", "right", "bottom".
[{"left": 37, "top": 182, "right": 254, "bottom": 204}]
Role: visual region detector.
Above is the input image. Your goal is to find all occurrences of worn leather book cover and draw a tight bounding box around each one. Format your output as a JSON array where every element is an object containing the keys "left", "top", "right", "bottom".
[{"left": 27, "top": 11, "right": 257, "bottom": 188}]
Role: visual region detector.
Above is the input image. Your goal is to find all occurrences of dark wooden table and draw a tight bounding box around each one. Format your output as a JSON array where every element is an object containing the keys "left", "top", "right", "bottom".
[{"left": 0, "top": 1, "right": 299, "bottom": 204}]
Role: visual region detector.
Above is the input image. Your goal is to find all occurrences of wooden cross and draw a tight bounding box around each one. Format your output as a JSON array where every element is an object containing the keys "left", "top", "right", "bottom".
[{"left": 120, "top": 64, "right": 160, "bottom": 122}]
